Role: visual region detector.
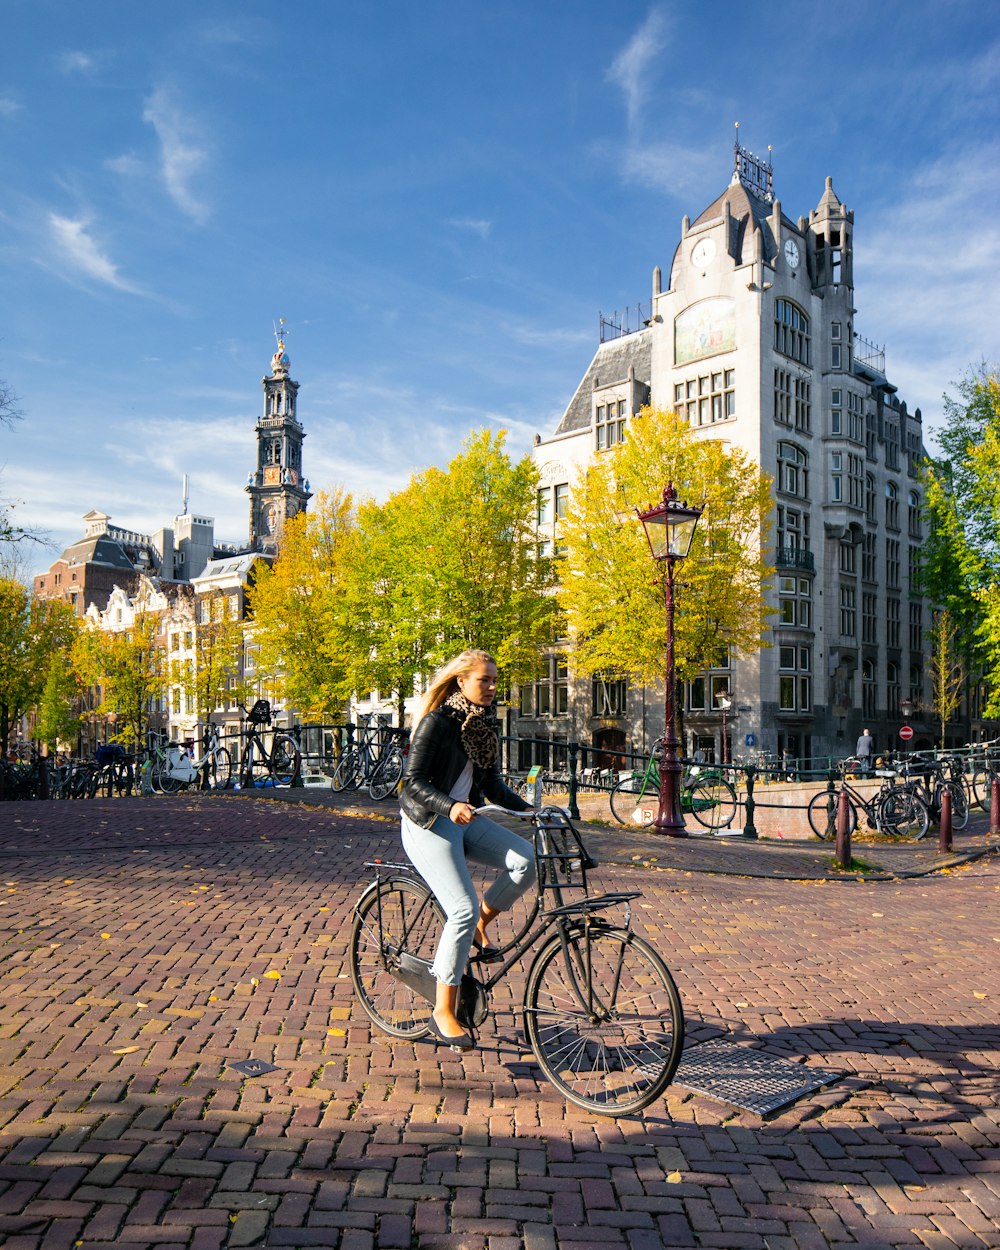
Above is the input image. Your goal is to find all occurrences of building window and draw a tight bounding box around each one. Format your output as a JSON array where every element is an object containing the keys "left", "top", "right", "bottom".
[
  {"left": 840, "top": 585, "right": 856, "bottom": 638},
  {"left": 886, "top": 538, "right": 900, "bottom": 590},
  {"left": 865, "top": 474, "right": 876, "bottom": 522},
  {"left": 909, "top": 664, "right": 923, "bottom": 708},
  {"left": 779, "top": 576, "right": 812, "bottom": 628},
  {"left": 537, "top": 488, "right": 551, "bottom": 526},
  {"left": 887, "top": 597, "right": 901, "bottom": 649},
  {"left": 839, "top": 542, "right": 857, "bottom": 575},
  {"left": 832, "top": 344, "right": 842, "bottom": 369},
  {"left": 774, "top": 368, "right": 811, "bottom": 431},
  {"left": 520, "top": 655, "right": 569, "bottom": 717},
  {"left": 831, "top": 388, "right": 842, "bottom": 436},
  {"left": 831, "top": 452, "right": 842, "bottom": 502},
  {"left": 677, "top": 369, "right": 735, "bottom": 425},
  {"left": 887, "top": 662, "right": 900, "bottom": 715},
  {"left": 777, "top": 442, "right": 809, "bottom": 498},
  {"left": 595, "top": 399, "right": 627, "bottom": 450},
  {"left": 832, "top": 321, "right": 841, "bottom": 340},
  {"left": 554, "top": 483, "right": 569, "bottom": 520},
  {"left": 862, "top": 591, "right": 878, "bottom": 644},
  {"left": 909, "top": 544, "right": 921, "bottom": 589},
  {"left": 862, "top": 658, "right": 877, "bottom": 718},
  {"left": 862, "top": 532, "right": 877, "bottom": 582},
  {"left": 592, "top": 675, "right": 627, "bottom": 717},
  {"left": 885, "top": 481, "right": 900, "bottom": 531},
  {"left": 778, "top": 644, "right": 812, "bottom": 712},
  {"left": 777, "top": 506, "right": 809, "bottom": 552},
  {"left": 909, "top": 602, "right": 923, "bottom": 653},
  {"left": 847, "top": 391, "right": 864, "bottom": 442},
  {"left": 774, "top": 300, "right": 811, "bottom": 365},
  {"left": 908, "top": 490, "right": 921, "bottom": 539}
]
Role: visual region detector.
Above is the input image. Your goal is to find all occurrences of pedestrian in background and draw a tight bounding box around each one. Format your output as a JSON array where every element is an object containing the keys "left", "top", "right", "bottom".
[{"left": 855, "top": 728, "right": 875, "bottom": 776}]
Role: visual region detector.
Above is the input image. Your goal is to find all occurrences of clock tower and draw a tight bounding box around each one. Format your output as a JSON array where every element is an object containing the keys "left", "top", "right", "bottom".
[{"left": 247, "top": 322, "right": 312, "bottom": 554}]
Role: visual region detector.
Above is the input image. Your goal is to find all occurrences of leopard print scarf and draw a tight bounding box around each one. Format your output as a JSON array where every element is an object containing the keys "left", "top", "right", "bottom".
[{"left": 443, "top": 690, "right": 499, "bottom": 769}]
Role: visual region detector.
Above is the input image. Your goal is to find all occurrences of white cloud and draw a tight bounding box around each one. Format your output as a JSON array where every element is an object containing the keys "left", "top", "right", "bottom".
[
  {"left": 47, "top": 213, "right": 143, "bottom": 293},
  {"left": 606, "top": 7, "right": 670, "bottom": 129},
  {"left": 104, "top": 152, "right": 143, "bottom": 177},
  {"left": 0, "top": 96, "right": 21, "bottom": 117},
  {"left": 855, "top": 143, "right": 1000, "bottom": 439},
  {"left": 449, "top": 217, "right": 492, "bottom": 240},
  {"left": 618, "top": 138, "right": 722, "bottom": 197},
  {"left": 58, "top": 50, "right": 95, "bottom": 74},
  {"left": 142, "top": 87, "right": 211, "bottom": 224}
]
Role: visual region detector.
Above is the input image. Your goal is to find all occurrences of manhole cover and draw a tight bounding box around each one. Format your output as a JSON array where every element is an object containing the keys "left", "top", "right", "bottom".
[
  {"left": 674, "top": 1038, "right": 841, "bottom": 1115},
  {"left": 228, "top": 1058, "right": 280, "bottom": 1078}
]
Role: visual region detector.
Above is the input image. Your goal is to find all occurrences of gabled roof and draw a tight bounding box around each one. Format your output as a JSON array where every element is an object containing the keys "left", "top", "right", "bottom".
[{"left": 553, "top": 330, "right": 652, "bottom": 436}]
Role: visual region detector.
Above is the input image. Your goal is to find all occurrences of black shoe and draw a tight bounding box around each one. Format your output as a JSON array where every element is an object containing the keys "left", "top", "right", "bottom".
[
  {"left": 471, "top": 937, "right": 501, "bottom": 964},
  {"left": 427, "top": 1018, "right": 475, "bottom": 1051}
]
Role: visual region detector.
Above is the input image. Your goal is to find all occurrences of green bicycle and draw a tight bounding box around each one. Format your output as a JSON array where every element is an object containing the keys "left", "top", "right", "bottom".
[{"left": 609, "top": 739, "right": 738, "bottom": 831}]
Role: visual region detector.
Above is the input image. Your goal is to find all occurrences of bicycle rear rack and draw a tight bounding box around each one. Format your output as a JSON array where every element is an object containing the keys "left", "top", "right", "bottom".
[{"left": 533, "top": 808, "right": 598, "bottom": 897}]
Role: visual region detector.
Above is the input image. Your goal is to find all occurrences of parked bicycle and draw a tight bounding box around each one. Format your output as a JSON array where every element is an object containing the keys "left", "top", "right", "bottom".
[
  {"left": 608, "top": 740, "right": 737, "bottom": 831},
  {"left": 897, "top": 752, "right": 969, "bottom": 832},
  {"left": 969, "top": 737, "right": 1000, "bottom": 809},
  {"left": 350, "top": 803, "right": 684, "bottom": 1115},
  {"left": 148, "top": 723, "right": 234, "bottom": 793},
  {"left": 807, "top": 759, "right": 930, "bottom": 839},
  {"left": 89, "top": 742, "right": 136, "bottom": 797},
  {"left": 331, "top": 719, "right": 407, "bottom": 800},
  {"left": 237, "top": 700, "right": 300, "bottom": 787}
]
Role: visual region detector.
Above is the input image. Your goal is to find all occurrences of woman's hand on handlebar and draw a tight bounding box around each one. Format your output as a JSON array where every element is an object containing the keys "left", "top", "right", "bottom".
[{"left": 449, "top": 801, "right": 477, "bottom": 826}]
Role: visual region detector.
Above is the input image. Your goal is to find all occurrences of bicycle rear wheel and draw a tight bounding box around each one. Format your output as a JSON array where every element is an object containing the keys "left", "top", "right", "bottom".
[
  {"left": 369, "top": 748, "right": 403, "bottom": 800},
  {"left": 807, "top": 789, "right": 857, "bottom": 839},
  {"left": 208, "top": 747, "right": 232, "bottom": 791},
  {"left": 686, "top": 776, "right": 737, "bottom": 830},
  {"left": 350, "top": 876, "right": 444, "bottom": 1038},
  {"left": 878, "top": 788, "right": 930, "bottom": 838},
  {"left": 609, "top": 776, "right": 654, "bottom": 826},
  {"left": 971, "top": 768, "right": 994, "bottom": 810},
  {"left": 269, "top": 734, "right": 299, "bottom": 785},
  {"left": 940, "top": 780, "right": 969, "bottom": 831},
  {"left": 331, "top": 748, "right": 362, "bottom": 792},
  {"left": 524, "top": 925, "right": 684, "bottom": 1115}
]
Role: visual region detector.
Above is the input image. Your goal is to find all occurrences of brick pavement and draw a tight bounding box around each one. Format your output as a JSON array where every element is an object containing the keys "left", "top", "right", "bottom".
[{"left": 0, "top": 793, "right": 997, "bottom": 1249}]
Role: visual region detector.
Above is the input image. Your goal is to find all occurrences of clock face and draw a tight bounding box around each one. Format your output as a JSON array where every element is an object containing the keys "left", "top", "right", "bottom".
[
  {"left": 784, "top": 238, "right": 800, "bottom": 270},
  {"left": 691, "top": 237, "right": 716, "bottom": 269}
]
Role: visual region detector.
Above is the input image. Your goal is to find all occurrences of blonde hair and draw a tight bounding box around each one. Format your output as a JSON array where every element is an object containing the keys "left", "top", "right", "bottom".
[{"left": 412, "top": 649, "right": 496, "bottom": 730}]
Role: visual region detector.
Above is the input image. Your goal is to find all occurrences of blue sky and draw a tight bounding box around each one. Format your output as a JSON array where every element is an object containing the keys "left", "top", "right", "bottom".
[{"left": 2, "top": 0, "right": 998, "bottom": 570}]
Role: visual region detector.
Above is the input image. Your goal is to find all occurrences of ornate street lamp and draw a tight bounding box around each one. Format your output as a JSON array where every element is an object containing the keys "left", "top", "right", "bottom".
[
  {"left": 716, "top": 691, "right": 732, "bottom": 767},
  {"left": 637, "top": 483, "right": 703, "bottom": 836}
]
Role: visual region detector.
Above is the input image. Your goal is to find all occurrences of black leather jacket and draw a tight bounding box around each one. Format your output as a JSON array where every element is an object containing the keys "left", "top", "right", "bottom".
[{"left": 399, "top": 706, "right": 532, "bottom": 828}]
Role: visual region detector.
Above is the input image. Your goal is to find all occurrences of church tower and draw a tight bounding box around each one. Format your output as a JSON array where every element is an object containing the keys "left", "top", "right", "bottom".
[{"left": 246, "top": 322, "right": 312, "bottom": 554}]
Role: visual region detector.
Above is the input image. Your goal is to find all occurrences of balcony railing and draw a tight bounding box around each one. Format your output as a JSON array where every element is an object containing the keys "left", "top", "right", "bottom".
[{"left": 775, "top": 546, "right": 815, "bottom": 571}]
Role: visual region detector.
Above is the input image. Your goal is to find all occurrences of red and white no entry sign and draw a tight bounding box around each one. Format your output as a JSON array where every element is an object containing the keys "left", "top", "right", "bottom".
[{"left": 899, "top": 724, "right": 914, "bottom": 740}]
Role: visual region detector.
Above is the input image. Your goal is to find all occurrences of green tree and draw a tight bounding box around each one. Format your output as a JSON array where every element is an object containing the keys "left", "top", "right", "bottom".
[
  {"left": 557, "top": 407, "right": 773, "bottom": 685},
  {"left": 342, "top": 430, "right": 555, "bottom": 718},
  {"left": 74, "top": 612, "right": 166, "bottom": 750},
  {"left": 248, "top": 491, "right": 356, "bottom": 719},
  {"left": 35, "top": 651, "right": 82, "bottom": 754},
  {"left": 0, "top": 578, "right": 79, "bottom": 760},
  {"left": 929, "top": 609, "right": 965, "bottom": 747}
]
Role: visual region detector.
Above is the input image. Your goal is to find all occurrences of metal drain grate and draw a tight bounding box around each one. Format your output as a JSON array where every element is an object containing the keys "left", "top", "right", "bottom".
[
  {"left": 228, "top": 1058, "right": 280, "bottom": 1078},
  {"left": 674, "top": 1038, "right": 841, "bottom": 1115}
]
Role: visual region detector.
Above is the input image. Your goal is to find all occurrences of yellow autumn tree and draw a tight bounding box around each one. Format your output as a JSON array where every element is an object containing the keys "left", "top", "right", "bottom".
[
  {"left": 248, "top": 489, "right": 357, "bottom": 719},
  {"left": 557, "top": 406, "right": 773, "bottom": 684}
]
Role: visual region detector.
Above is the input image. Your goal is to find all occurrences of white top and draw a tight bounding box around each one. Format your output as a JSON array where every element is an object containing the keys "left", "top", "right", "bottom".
[{"left": 448, "top": 759, "right": 474, "bottom": 804}]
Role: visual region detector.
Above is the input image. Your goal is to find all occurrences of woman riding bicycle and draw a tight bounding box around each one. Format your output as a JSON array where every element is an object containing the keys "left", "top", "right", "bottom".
[{"left": 399, "top": 648, "right": 535, "bottom": 1050}]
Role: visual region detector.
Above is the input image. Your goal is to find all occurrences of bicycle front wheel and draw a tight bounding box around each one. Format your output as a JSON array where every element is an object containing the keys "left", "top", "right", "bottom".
[
  {"left": 369, "top": 749, "right": 403, "bottom": 801},
  {"left": 269, "top": 734, "right": 299, "bottom": 785},
  {"left": 208, "top": 747, "right": 232, "bottom": 791},
  {"left": 807, "top": 789, "right": 857, "bottom": 839},
  {"left": 686, "top": 776, "right": 737, "bottom": 830},
  {"left": 350, "top": 876, "right": 444, "bottom": 1038},
  {"left": 878, "top": 788, "right": 930, "bottom": 838},
  {"left": 609, "top": 776, "right": 654, "bottom": 827},
  {"left": 524, "top": 925, "right": 684, "bottom": 1115}
]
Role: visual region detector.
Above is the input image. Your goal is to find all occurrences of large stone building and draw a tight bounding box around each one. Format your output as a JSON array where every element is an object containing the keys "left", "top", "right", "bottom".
[{"left": 520, "top": 139, "right": 931, "bottom": 770}]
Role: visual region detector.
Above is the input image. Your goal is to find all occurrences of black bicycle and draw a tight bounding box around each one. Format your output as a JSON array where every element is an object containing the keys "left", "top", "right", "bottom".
[
  {"left": 237, "top": 700, "right": 300, "bottom": 787},
  {"left": 349, "top": 804, "right": 684, "bottom": 1116},
  {"left": 807, "top": 761, "right": 930, "bottom": 839}
]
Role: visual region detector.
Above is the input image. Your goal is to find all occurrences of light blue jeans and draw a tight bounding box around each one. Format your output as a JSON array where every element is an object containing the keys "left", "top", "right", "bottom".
[{"left": 400, "top": 811, "right": 536, "bottom": 986}]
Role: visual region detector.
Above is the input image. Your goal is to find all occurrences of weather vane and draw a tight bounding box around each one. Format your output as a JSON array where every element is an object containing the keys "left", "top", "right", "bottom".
[{"left": 273, "top": 317, "right": 289, "bottom": 350}]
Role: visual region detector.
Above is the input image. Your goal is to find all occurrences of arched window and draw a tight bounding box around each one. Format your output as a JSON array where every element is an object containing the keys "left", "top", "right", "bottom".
[
  {"left": 885, "top": 481, "right": 899, "bottom": 530},
  {"left": 777, "top": 442, "right": 809, "bottom": 498},
  {"left": 862, "top": 658, "right": 877, "bottom": 718},
  {"left": 774, "top": 300, "right": 811, "bottom": 365},
  {"left": 865, "top": 474, "right": 876, "bottom": 521},
  {"left": 908, "top": 490, "right": 921, "bottom": 538}
]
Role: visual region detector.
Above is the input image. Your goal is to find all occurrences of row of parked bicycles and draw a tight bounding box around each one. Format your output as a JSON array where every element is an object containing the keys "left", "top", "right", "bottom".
[{"left": 330, "top": 723, "right": 409, "bottom": 800}]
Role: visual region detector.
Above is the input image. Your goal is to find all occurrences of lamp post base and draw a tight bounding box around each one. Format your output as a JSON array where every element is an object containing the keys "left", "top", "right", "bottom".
[{"left": 651, "top": 761, "right": 688, "bottom": 837}]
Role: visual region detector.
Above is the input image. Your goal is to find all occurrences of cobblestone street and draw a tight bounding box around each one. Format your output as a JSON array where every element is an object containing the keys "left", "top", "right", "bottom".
[{"left": 0, "top": 794, "right": 997, "bottom": 1249}]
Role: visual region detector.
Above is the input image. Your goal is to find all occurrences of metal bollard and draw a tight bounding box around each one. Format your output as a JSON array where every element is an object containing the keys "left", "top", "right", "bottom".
[
  {"left": 567, "top": 742, "right": 580, "bottom": 821},
  {"left": 938, "top": 786, "right": 952, "bottom": 854},
  {"left": 991, "top": 776, "right": 1000, "bottom": 836},
  {"left": 835, "top": 788, "right": 852, "bottom": 869},
  {"left": 825, "top": 771, "right": 837, "bottom": 841},
  {"left": 742, "top": 765, "right": 758, "bottom": 839}
]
